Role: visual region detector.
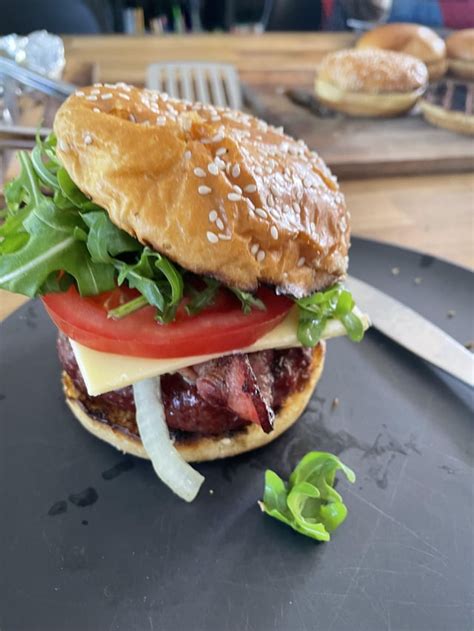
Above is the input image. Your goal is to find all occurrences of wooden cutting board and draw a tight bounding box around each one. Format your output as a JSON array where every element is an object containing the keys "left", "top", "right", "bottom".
[{"left": 244, "top": 86, "right": 474, "bottom": 179}]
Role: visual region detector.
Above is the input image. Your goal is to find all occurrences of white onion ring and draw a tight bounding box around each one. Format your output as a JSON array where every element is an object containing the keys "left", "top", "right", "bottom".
[{"left": 133, "top": 377, "right": 205, "bottom": 502}]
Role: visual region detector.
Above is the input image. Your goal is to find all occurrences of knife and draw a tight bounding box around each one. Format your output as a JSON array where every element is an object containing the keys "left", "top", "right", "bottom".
[{"left": 346, "top": 275, "right": 474, "bottom": 387}]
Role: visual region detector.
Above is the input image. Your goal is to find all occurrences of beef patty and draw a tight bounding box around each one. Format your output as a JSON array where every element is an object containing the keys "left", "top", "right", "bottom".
[{"left": 58, "top": 333, "right": 315, "bottom": 438}]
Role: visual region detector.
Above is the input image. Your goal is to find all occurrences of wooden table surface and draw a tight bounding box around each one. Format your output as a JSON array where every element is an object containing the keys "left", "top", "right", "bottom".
[{"left": 1, "top": 34, "right": 472, "bottom": 322}]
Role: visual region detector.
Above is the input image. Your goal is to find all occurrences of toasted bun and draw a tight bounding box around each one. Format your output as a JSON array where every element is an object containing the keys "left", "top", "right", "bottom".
[
  {"left": 446, "top": 30, "right": 474, "bottom": 79},
  {"left": 357, "top": 23, "right": 447, "bottom": 80},
  {"left": 62, "top": 343, "right": 325, "bottom": 462},
  {"left": 53, "top": 86, "right": 349, "bottom": 299},
  {"left": 315, "top": 49, "right": 427, "bottom": 116},
  {"left": 420, "top": 99, "right": 474, "bottom": 135}
]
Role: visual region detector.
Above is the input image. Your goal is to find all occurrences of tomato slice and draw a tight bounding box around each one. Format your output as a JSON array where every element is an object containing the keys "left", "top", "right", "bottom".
[{"left": 42, "top": 285, "right": 292, "bottom": 358}]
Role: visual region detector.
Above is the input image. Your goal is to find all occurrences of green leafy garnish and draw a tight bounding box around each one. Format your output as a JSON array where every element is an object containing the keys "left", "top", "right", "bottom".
[
  {"left": 296, "top": 283, "right": 365, "bottom": 347},
  {"left": 259, "top": 451, "right": 355, "bottom": 541},
  {"left": 230, "top": 288, "right": 266, "bottom": 314}
]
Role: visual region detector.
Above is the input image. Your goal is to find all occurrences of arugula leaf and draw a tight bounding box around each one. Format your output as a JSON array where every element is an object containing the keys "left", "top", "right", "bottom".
[
  {"left": 0, "top": 153, "right": 115, "bottom": 296},
  {"left": 259, "top": 451, "right": 355, "bottom": 542},
  {"left": 296, "top": 283, "right": 365, "bottom": 347},
  {"left": 81, "top": 211, "right": 141, "bottom": 263},
  {"left": 185, "top": 277, "right": 220, "bottom": 316},
  {"left": 231, "top": 287, "right": 266, "bottom": 314}
]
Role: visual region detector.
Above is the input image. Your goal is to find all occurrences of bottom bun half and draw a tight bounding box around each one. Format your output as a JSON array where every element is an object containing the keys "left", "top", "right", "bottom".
[
  {"left": 63, "top": 342, "right": 325, "bottom": 463},
  {"left": 315, "top": 79, "right": 424, "bottom": 117},
  {"left": 420, "top": 100, "right": 474, "bottom": 135}
]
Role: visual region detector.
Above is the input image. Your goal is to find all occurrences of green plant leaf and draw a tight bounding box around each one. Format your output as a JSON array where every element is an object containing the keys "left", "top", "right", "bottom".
[
  {"left": 260, "top": 451, "right": 355, "bottom": 542},
  {"left": 296, "top": 284, "right": 365, "bottom": 347}
]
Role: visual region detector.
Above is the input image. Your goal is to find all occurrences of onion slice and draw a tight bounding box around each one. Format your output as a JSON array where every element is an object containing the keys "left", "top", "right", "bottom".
[{"left": 133, "top": 377, "right": 205, "bottom": 502}]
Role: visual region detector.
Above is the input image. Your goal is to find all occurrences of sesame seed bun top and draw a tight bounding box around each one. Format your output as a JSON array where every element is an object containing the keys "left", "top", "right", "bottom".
[
  {"left": 317, "top": 49, "right": 428, "bottom": 94},
  {"left": 54, "top": 84, "right": 349, "bottom": 298}
]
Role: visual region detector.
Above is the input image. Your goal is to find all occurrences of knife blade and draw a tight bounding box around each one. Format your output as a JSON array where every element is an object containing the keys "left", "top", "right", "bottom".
[{"left": 346, "top": 275, "right": 474, "bottom": 387}]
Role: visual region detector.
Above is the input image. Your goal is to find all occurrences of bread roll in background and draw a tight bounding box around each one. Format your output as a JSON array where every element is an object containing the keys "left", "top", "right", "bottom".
[
  {"left": 357, "top": 22, "right": 447, "bottom": 81},
  {"left": 446, "top": 29, "right": 474, "bottom": 79},
  {"left": 315, "top": 49, "right": 428, "bottom": 117}
]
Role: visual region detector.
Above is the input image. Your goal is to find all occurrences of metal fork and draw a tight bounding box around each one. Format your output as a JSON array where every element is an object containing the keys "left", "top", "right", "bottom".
[{"left": 146, "top": 62, "right": 242, "bottom": 109}]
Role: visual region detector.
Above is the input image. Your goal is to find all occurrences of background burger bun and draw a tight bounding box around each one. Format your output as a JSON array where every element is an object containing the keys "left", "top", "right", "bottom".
[
  {"left": 54, "top": 85, "right": 349, "bottom": 300},
  {"left": 357, "top": 22, "right": 447, "bottom": 81},
  {"left": 446, "top": 29, "right": 474, "bottom": 79},
  {"left": 315, "top": 49, "right": 428, "bottom": 117},
  {"left": 62, "top": 343, "right": 325, "bottom": 463}
]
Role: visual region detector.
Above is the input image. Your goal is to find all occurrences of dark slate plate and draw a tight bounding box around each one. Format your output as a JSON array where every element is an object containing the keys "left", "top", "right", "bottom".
[{"left": 1, "top": 238, "right": 473, "bottom": 631}]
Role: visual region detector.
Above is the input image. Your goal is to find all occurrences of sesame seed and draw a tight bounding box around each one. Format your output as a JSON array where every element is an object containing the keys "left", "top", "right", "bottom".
[
  {"left": 310, "top": 221, "right": 316, "bottom": 232},
  {"left": 231, "top": 164, "right": 240, "bottom": 178},
  {"left": 119, "top": 92, "right": 130, "bottom": 100},
  {"left": 218, "top": 233, "right": 231, "bottom": 240},
  {"left": 160, "top": 92, "right": 169, "bottom": 101},
  {"left": 75, "top": 91, "right": 84, "bottom": 97},
  {"left": 208, "top": 163, "right": 219, "bottom": 176},
  {"left": 212, "top": 132, "right": 224, "bottom": 143},
  {"left": 297, "top": 257, "right": 305, "bottom": 267},
  {"left": 91, "top": 89, "right": 100, "bottom": 95},
  {"left": 265, "top": 166, "right": 273, "bottom": 174},
  {"left": 283, "top": 204, "right": 291, "bottom": 215},
  {"left": 270, "top": 184, "right": 279, "bottom": 197},
  {"left": 211, "top": 115, "right": 221, "bottom": 122},
  {"left": 247, "top": 198, "right": 255, "bottom": 210},
  {"left": 58, "top": 139, "right": 68, "bottom": 152},
  {"left": 248, "top": 209, "right": 256, "bottom": 219},
  {"left": 255, "top": 208, "right": 267, "bottom": 219},
  {"left": 199, "top": 186, "right": 212, "bottom": 195},
  {"left": 84, "top": 134, "right": 93, "bottom": 145},
  {"left": 244, "top": 184, "right": 257, "bottom": 193},
  {"left": 129, "top": 113, "right": 136, "bottom": 122},
  {"left": 101, "top": 93, "right": 113, "bottom": 100},
  {"left": 156, "top": 116, "right": 166, "bottom": 126},
  {"left": 209, "top": 210, "right": 218, "bottom": 222},
  {"left": 257, "top": 250, "right": 266, "bottom": 262},
  {"left": 86, "top": 95, "right": 97, "bottom": 101},
  {"left": 250, "top": 243, "right": 259, "bottom": 255},
  {"left": 293, "top": 202, "right": 300, "bottom": 213},
  {"left": 303, "top": 176, "right": 314, "bottom": 188},
  {"left": 184, "top": 150, "right": 192, "bottom": 160},
  {"left": 93, "top": 107, "right": 101, "bottom": 113},
  {"left": 255, "top": 166, "right": 263, "bottom": 175},
  {"left": 233, "top": 185, "right": 242, "bottom": 194},
  {"left": 267, "top": 194, "right": 275, "bottom": 206},
  {"left": 104, "top": 83, "right": 116, "bottom": 89},
  {"left": 206, "top": 231, "right": 219, "bottom": 244},
  {"left": 216, "top": 218, "right": 225, "bottom": 231},
  {"left": 227, "top": 193, "right": 241, "bottom": 202},
  {"left": 270, "top": 226, "right": 278, "bottom": 240},
  {"left": 216, "top": 147, "right": 227, "bottom": 156},
  {"left": 194, "top": 167, "right": 206, "bottom": 178}
]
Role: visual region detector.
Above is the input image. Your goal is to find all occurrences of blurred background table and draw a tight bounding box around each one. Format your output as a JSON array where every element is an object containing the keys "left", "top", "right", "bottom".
[{"left": 1, "top": 34, "right": 473, "bottom": 321}]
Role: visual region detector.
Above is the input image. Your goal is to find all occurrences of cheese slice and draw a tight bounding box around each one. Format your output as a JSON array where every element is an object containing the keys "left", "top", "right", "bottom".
[{"left": 71, "top": 306, "right": 369, "bottom": 396}]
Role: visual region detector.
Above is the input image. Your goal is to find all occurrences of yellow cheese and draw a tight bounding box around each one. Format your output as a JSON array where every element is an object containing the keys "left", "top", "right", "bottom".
[{"left": 71, "top": 306, "right": 369, "bottom": 396}]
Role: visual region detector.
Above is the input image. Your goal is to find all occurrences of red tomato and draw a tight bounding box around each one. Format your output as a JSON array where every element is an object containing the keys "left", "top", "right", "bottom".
[{"left": 42, "top": 285, "right": 292, "bottom": 358}]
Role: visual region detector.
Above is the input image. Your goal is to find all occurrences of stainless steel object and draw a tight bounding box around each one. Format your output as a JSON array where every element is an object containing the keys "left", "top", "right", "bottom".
[
  {"left": 346, "top": 275, "right": 474, "bottom": 387},
  {"left": 0, "top": 58, "right": 75, "bottom": 100},
  {"left": 147, "top": 62, "right": 242, "bottom": 109}
]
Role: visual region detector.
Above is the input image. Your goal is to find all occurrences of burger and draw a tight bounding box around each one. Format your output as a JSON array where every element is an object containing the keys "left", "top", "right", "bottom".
[{"left": 0, "top": 84, "right": 367, "bottom": 501}]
